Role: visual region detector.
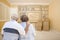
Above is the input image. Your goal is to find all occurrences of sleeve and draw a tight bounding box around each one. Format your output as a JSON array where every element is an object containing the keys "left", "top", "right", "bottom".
[
  {"left": 17, "top": 24, "right": 25, "bottom": 36},
  {"left": 30, "top": 24, "right": 36, "bottom": 36}
]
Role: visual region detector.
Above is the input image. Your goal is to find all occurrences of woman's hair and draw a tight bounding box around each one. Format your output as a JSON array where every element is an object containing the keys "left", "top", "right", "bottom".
[{"left": 20, "top": 15, "right": 29, "bottom": 22}]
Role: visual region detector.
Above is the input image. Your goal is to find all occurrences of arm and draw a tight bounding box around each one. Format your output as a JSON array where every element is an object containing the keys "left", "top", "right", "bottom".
[
  {"left": 25, "top": 22, "right": 30, "bottom": 34},
  {"left": 1, "top": 23, "right": 7, "bottom": 37},
  {"left": 18, "top": 24, "right": 25, "bottom": 36},
  {"left": 19, "top": 22, "right": 30, "bottom": 38},
  {"left": 1, "top": 28, "right": 3, "bottom": 36},
  {"left": 31, "top": 24, "right": 36, "bottom": 36}
]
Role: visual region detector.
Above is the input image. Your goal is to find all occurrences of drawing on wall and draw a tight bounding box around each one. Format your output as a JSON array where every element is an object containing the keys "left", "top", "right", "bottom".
[{"left": 18, "top": 5, "right": 50, "bottom": 31}]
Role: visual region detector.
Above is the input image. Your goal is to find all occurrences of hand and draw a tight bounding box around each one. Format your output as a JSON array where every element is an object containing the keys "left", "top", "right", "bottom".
[
  {"left": 26, "top": 22, "right": 30, "bottom": 27},
  {"left": 25, "top": 22, "right": 30, "bottom": 33}
]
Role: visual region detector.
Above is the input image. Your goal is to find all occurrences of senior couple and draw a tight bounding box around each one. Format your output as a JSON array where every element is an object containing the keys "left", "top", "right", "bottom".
[{"left": 1, "top": 14, "right": 36, "bottom": 40}]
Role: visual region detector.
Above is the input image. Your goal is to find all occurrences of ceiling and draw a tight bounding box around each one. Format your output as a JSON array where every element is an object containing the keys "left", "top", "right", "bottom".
[{"left": 7, "top": 0, "right": 52, "bottom": 5}]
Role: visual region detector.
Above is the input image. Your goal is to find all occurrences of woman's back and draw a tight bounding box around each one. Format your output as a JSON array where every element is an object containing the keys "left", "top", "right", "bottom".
[{"left": 20, "top": 22, "right": 35, "bottom": 40}]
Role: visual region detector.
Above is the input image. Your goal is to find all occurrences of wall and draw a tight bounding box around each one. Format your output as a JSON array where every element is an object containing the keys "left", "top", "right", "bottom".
[
  {"left": 0, "top": 0, "right": 10, "bottom": 7},
  {"left": 8, "top": 0, "right": 50, "bottom": 5},
  {"left": 0, "top": 5, "right": 9, "bottom": 31},
  {"left": 49, "top": 0, "right": 60, "bottom": 31},
  {"left": 0, "top": 0, "right": 10, "bottom": 31},
  {"left": 0, "top": 21, "right": 6, "bottom": 31}
]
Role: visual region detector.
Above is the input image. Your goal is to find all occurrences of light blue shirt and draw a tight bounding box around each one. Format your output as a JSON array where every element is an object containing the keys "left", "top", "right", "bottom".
[{"left": 20, "top": 22, "right": 26, "bottom": 29}]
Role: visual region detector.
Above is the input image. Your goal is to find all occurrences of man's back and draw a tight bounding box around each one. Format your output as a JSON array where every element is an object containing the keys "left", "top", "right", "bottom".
[
  {"left": 1, "top": 20, "right": 25, "bottom": 40},
  {"left": 2, "top": 20, "right": 20, "bottom": 30}
]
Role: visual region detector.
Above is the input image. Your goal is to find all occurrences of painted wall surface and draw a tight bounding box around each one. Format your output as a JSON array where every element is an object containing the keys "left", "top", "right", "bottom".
[
  {"left": 0, "top": 0, "right": 10, "bottom": 31},
  {"left": 0, "top": 0, "right": 10, "bottom": 6},
  {"left": 49, "top": 0, "right": 60, "bottom": 31},
  {"left": 0, "top": 21, "right": 6, "bottom": 31}
]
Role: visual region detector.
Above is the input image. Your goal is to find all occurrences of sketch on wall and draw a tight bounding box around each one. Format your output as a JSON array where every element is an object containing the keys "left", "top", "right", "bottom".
[{"left": 18, "top": 5, "right": 50, "bottom": 31}]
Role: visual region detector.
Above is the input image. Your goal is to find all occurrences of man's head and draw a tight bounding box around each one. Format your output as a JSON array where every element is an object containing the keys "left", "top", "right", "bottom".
[
  {"left": 11, "top": 14, "right": 18, "bottom": 21},
  {"left": 20, "top": 15, "right": 29, "bottom": 22}
]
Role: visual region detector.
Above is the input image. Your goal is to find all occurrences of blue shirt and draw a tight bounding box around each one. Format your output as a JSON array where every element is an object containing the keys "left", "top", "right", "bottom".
[{"left": 20, "top": 22, "right": 26, "bottom": 29}]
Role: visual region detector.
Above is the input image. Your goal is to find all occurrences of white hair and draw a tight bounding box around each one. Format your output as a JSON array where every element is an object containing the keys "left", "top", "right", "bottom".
[{"left": 11, "top": 14, "right": 18, "bottom": 20}]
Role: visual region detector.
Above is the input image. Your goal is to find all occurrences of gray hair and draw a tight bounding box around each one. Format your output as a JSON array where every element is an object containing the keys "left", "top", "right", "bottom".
[{"left": 11, "top": 14, "right": 18, "bottom": 20}]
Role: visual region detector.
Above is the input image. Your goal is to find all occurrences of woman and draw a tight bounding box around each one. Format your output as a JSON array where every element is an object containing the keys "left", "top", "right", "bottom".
[{"left": 20, "top": 15, "right": 36, "bottom": 40}]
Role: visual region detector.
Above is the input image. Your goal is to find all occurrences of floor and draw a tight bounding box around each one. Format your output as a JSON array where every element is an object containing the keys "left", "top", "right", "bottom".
[
  {"left": 0, "top": 31, "right": 60, "bottom": 40},
  {"left": 35, "top": 31, "right": 60, "bottom": 40}
]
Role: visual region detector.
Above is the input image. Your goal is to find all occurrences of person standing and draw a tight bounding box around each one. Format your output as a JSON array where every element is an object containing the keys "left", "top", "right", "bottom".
[
  {"left": 1, "top": 14, "right": 25, "bottom": 40},
  {"left": 20, "top": 15, "right": 36, "bottom": 40}
]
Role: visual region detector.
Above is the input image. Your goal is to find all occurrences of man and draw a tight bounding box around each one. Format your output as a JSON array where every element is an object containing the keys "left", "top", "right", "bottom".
[
  {"left": 1, "top": 14, "right": 25, "bottom": 40},
  {"left": 20, "top": 15, "right": 36, "bottom": 40}
]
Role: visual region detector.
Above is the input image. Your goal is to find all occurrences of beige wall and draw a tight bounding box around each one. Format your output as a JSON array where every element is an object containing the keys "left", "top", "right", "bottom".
[
  {"left": 49, "top": 0, "right": 60, "bottom": 31},
  {"left": 0, "top": 0, "right": 10, "bottom": 31},
  {"left": 0, "top": 4, "right": 10, "bottom": 31},
  {"left": 0, "top": 0, "right": 11, "bottom": 7},
  {"left": 0, "top": 3, "right": 10, "bottom": 21}
]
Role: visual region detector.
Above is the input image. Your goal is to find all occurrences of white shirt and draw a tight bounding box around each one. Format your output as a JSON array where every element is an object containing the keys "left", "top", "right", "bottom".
[
  {"left": 1, "top": 20, "right": 25, "bottom": 36},
  {"left": 20, "top": 22, "right": 36, "bottom": 40}
]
